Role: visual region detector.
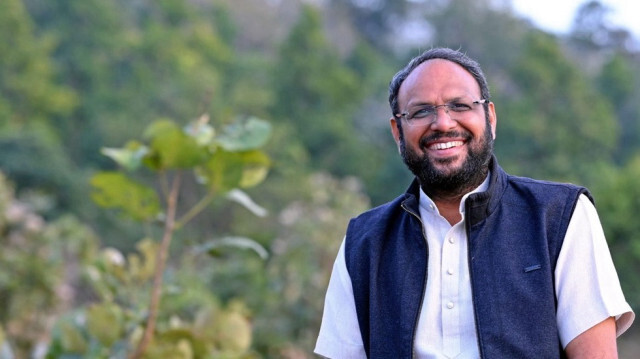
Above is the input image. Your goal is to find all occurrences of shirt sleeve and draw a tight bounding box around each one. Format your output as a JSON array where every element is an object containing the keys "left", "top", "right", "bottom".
[
  {"left": 315, "top": 238, "right": 367, "bottom": 359},
  {"left": 555, "top": 194, "right": 635, "bottom": 348}
]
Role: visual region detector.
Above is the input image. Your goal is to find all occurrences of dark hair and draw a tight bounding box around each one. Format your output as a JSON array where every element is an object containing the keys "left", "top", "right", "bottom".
[{"left": 388, "top": 48, "right": 491, "bottom": 116}]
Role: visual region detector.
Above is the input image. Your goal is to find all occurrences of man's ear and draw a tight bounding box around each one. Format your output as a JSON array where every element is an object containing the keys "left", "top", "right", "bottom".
[
  {"left": 488, "top": 101, "right": 497, "bottom": 139},
  {"left": 390, "top": 117, "right": 402, "bottom": 154}
]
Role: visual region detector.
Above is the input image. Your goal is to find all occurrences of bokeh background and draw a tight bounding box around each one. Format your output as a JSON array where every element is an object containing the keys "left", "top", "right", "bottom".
[{"left": 1, "top": 0, "right": 639, "bottom": 357}]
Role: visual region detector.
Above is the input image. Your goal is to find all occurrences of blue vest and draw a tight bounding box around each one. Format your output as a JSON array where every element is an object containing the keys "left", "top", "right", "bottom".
[{"left": 345, "top": 158, "right": 591, "bottom": 358}]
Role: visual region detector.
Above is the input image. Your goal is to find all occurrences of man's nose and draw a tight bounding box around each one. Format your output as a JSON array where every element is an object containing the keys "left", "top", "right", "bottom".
[{"left": 430, "top": 105, "right": 456, "bottom": 130}]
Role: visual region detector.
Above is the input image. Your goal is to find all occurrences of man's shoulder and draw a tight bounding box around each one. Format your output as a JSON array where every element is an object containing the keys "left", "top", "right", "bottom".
[
  {"left": 501, "top": 173, "right": 593, "bottom": 205},
  {"left": 344, "top": 189, "right": 416, "bottom": 250},
  {"left": 505, "top": 173, "right": 587, "bottom": 192},
  {"left": 351, "top": 191, "right": 411, "bottom": 223}
]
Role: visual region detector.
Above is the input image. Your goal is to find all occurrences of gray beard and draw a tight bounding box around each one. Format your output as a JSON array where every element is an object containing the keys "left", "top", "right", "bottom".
[{"left": 399, "top": 123, "right": 493, "bottom": 199}]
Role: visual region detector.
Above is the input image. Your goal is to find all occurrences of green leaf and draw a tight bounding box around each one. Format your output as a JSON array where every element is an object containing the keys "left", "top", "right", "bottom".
[
  {"left": 197, "top": 149, "right": 270, "bottom": 192},
  {"left": 215, "top": 117, "right": 272, "bottom": 151},
  {"left": 86, "top": 302, "right": 124, "bottom": 347},
  {"left": 226, "top": 189, "right": 267, "bottom": 217},
  {"left": 197, "top": 150, "right": 243, "bottom": 192},
  {"left": 213, "top": 306, "right": 253, "bottom": 353},
  {"left": 128, "top": 238, "right": 157, "bottom": 282},
  {"left": 100, "top": 141, "right": 149, "bottom": 171},
  {"left": 142, "top": 119, "right": 209, "bottom": 170},
  {"left": 237, "top": 150, "right": 270, "bottom": 188},
  {"left": 195, "top": 236, "right": 269, "bottom": 260},
  {"left": 59, "top": 321, "right": 88, "bottom": 354},
  {"left": 147, "top": 329, "right": 204, "bottom": 358},
  {"left": 90, "top": 172, "right": 161, "bottom": 221},
  {"left": 183, "top": 114, "right": 215, "bottom": 146}
]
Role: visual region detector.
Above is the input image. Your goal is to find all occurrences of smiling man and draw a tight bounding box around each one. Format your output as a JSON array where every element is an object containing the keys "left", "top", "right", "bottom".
[{"left": 315, "top": 48, "right": 634, "bottom": 358}]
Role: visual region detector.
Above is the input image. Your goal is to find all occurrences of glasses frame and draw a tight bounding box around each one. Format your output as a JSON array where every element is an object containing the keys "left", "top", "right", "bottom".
[{"left": 395, "top": 98, "right": 488, "bottom": 127}]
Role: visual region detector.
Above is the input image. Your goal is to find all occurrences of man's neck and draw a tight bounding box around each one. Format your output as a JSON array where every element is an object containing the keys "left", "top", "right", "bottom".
[
  {"left": 427, "top": 191, "right": 465, "bottom": 226},
  {"left": 435, "top": 201, "right": 463, "bottom": 225},
  {"left": 421, "top": 180, "right": 485, "bottom": 226}
]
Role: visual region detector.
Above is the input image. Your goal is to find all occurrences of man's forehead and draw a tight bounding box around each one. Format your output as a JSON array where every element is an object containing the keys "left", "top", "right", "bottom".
[{"left": 399, "top": 59, "right": 480, "bottom": 102}]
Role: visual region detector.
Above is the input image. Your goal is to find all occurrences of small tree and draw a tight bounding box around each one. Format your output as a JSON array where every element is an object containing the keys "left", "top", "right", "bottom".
[
  {"left": 48, "top": 114, "right": 272, "bottom": 358},
  {"left": 0, "top": 172, "right": 99, "bottom": 358}
]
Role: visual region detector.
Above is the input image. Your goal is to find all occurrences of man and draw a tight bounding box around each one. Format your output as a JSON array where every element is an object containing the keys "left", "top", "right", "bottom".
[{"left": 314, "top": 48, "right": 634, "bottom": 358}]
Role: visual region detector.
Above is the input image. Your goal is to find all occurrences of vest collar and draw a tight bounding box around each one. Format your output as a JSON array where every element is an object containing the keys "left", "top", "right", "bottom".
[
  {"left": 402, "top": 155, "right": 507, "bottom": 227},
  {"left": 466, "top": 156, "right": 507, "bottom": 227}
]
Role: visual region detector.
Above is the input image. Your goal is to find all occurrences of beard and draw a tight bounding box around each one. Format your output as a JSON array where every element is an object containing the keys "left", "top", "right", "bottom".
[{"left": 399, "top": 121, "right": 494, "bottom": 198}]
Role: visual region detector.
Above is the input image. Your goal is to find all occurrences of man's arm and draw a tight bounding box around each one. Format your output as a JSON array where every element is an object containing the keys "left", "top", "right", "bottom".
[
  {"left": 555, "top": 195, "right": 634, "bottom": 351},
  {"left": 315, "top": 239, "right": 366, "bottom": 359},
  {"left": 565, "top": 317, "right": 617, "bottom": 358}
]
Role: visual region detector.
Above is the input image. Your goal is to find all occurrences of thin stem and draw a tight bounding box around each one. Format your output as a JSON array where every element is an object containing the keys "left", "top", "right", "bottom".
[
  {"left": 174, "top": 190, "right": 216, "bottom": 229},
  {"left": 159, "top": 170, "right": 170, "bottom": 200},
  {"left": 130, "top": 172, "right": 181, "bottom": 359}
]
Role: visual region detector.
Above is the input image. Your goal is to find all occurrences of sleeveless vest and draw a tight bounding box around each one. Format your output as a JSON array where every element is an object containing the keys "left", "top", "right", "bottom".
[{"left": 345, "top": 157, "right": 591, "bottom": 358}]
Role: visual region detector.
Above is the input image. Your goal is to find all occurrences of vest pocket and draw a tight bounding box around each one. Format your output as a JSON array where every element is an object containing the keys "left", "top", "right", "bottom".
[{"left": 523, "top": 264, "right": 542, "bottom": 273}]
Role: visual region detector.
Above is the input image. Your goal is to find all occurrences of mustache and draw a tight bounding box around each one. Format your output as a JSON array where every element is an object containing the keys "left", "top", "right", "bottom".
[{"left": 418, "top": 131, "right": 473, "bottom": 149}]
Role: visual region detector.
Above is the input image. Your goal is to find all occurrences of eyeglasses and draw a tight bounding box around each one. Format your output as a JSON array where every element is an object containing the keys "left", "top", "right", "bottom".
[{"left": 395, "top": 99, "right": 487, "bottom": 127}]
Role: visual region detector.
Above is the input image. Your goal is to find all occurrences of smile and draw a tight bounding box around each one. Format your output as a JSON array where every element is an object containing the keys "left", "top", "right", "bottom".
[{"left": 429, "top": 141, "right": 464, "bottom": 150}]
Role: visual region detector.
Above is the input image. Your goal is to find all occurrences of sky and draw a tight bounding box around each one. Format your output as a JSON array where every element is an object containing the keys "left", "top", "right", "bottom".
[{"left": 511, "top": 0, "right": 640, "bottom": 38}]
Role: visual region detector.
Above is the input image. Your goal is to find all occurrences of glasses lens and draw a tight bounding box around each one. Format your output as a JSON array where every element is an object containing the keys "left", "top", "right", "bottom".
[{"left": 403, "top": 99, "right": 483, "bottom": 127}]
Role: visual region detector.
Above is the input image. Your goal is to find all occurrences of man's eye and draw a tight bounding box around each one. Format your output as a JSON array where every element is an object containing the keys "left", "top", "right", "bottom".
[
  {"left": 449, "top": 103, "right": 472, "bottom": 112},
  {"left": 411, "top": 108, "right": 435, "bottom": 119}
]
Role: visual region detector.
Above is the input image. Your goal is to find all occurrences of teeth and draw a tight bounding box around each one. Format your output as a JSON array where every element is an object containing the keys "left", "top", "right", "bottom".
[{"left": 431, "top": 141, "right": 463, "bottom": 150}]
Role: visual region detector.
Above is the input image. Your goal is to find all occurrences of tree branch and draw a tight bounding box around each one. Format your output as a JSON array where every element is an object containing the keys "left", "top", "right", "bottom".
[{"left": 130, "top": 172, "right": 181, "bottom": 359}]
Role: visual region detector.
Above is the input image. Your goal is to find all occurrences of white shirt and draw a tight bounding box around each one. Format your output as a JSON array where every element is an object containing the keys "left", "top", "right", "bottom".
[
  {"left": 413, "top": 177, "right": 488, "bottom": 359},
  {"left": 315, "top": 185, "right": 635, "bottom": 359}
]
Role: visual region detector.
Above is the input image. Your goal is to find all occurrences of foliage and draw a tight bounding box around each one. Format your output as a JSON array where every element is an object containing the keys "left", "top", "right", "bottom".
[
  {"left": 569, "top": 0, "right": 639, "bottom": 52},
  {"left": 0, "top": 0, "right": 76, "bottom": 127},
  {"left": 209, "top": 173, "right": 371, "bottom": 356},
  {"left": 495, "top": 31, "right": 617, "bottom": 182},
  {"left": 270, "top": 5, "right": 380, "bottom": 179},
  {"left": 22, "top": 0, "right": 240, "bottom": 167},
  {"left": 2, "top": 0, "right": 640, "bottom": 357},
  {"left": 590, "top": 157, "right": 640, "bottom": 310},
  {"left": 0, "top": 128, "right": 87, "bottom": 214},
  {"left": 0, "top": 0, "right": 82, "bottom": 219},
  {"left": 46, "top": 240, "right": 257, "bottom": 359},
  {"left": 47, "top": 115, "right": 272, "bottom": 358},
  {"left": 0, "top": 172, "right": 99, "bottom": 358},
  {"left": 596, "top": 54, "right": 640, "bottom": 163}
]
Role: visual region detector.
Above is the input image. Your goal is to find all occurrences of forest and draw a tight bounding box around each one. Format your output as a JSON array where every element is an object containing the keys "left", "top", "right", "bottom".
[{"left": 1, "top": 0, "right": 639, "bottom": 357}]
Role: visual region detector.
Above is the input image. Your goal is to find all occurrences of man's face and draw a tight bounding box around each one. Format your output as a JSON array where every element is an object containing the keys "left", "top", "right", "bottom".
[{"left": 390, "top": 59, "right": 497, "bottom": 195}]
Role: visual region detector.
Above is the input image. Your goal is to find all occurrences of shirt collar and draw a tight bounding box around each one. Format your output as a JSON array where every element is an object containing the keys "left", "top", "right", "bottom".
[{"left": 419, "top": 171, "right": 492, "bottom": 216}]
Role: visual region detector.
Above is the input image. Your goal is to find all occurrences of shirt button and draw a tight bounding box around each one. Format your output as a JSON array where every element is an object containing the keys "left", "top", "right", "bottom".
[
  {"left": 447, "top": 302, "right": 455, "bottom": 309},
  {"left": 448, "top": 237, "right": 455, "bottom": 244},
  {"left": 447, "top": 268, "right": 454, "bottom": 275}
]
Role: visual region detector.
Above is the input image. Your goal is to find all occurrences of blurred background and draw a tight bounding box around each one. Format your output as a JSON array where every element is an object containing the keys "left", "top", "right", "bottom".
[{"left": 1, "top": 0, "right": 639, "bottom": 357}]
